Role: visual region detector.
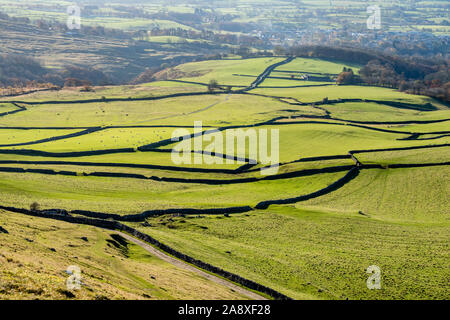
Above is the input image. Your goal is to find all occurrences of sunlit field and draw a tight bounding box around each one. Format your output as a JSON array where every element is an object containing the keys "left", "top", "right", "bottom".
[{"left": 1, "top": 55, "right": 449, "bottom": 300}]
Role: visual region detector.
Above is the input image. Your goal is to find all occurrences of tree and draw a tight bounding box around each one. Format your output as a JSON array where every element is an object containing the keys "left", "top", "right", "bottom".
[
  {"left": 30, "top": 202, "right": 40, "bottom": 212},
  {"left": 336, "top": 70, "right": 355, "bottom": 85},
  {"left": 208, "top": 79, "right": 219, "bottom": 92}
]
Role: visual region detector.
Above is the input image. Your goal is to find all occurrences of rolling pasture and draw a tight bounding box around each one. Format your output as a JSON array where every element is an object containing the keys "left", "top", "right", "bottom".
[{"left": 0, "top": 57, "right": 449, "bottom": 300}]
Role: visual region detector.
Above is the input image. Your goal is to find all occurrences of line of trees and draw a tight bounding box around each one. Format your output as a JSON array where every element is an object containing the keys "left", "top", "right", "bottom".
[{"left": 359, "top": 60, "right": 449, "bottom": 102}]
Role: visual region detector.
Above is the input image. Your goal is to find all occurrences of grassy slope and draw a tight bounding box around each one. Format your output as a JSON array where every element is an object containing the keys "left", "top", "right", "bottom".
[
  {"left": 0, "top": 95, "right": 223, "bottom": 127},
  {"left": 0, "top": 81, "right": 206, "bottom": 102},
  {"left": 130, "top": 203, "right": 449, "bottom": 300},
  {"left": 0, "top": 210, "right": 248, "bottom": 300},
  {"left": 0, "top": 83, "right": 206, "bottom": 103},
  {"left": 175, "top": 57, "right": 285, "bottom": 86},
  {"left": 321, "top": 102, "right": 450, "bottom": 122},
  {"left": 26, "top": 127, "right": 194, "bottom": 152},
  {"left": 185, "top": 123, "right": 449, "bottom": 163},
  {"left": 276, "top": 57, "right": 361, "bottom": 74},
  {"left": 300, "top": 166, "right": 450, "bottom": 223},
  {"left": 252, "top": 85, "right": 447, "bottom": 107},
  {"left": 260, "top": 79, "right": 333, "bottom": 87},
  {"left": 357, "top": 146, "right": 450, "bottom": 165},
  {"left": 0, "top": 56, "right": 449, "bottom": 300},
  {"left": 0, "top": 103, "right": 18, "bottom": 113},
  {"left": 394, "top": 121, "right": 450, "bottom": 133},
  {"left": 0, "top": 94, "right": 299, "bottom": 128},
  {"left": 0, "top": 129, "right": 80, "bottom": 146},
  {"left": 0, "top": 151, "right": 244, "bottom": 170},
  {"left": 0, "top": 170, "right": 346, "bottom": 214}
]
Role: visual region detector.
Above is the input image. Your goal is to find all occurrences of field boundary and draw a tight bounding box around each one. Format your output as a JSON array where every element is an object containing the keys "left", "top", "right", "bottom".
[
  {"left": 255, "top": 167, "right": 360, "bottom": 209},
  {"left": 0, "top": 144, "right": 448, "bottom": 181},
  {"left": 0, "top": 103, "right": 26, "bottom": 118},
  {"left": 0, "top": 127, "right": 105, "bottom": 148},
  {"left": 1, "top": 160, "right": 448, "bottom": 219}
]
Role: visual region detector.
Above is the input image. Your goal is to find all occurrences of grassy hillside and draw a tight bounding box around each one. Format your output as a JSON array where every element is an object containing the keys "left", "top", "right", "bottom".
[
  {"left": 129, "top": 204, "right": 449, "bottom": 300},
  {"left": 0, "top": 210, "right": 248, "bottom": 300},
  {"left": 0, "top": 129, "right": 80, "bottom": 146},
  {"left": 319, "top": 102, "right": 450, "bottom": 122},
  {"left": 0, "top": 56, "right": 448, "bottom": 300},
  {"left": 0, "top": 170, "right": 347, "bottom": 214},
  {"left": 0, "top": 94, "right": 296, "bottom": 127},
  {"left": 301, "top": 166, "right": 449, "bottom": 223},
  {"left": 275, "top": 57, "right": 361, "bottom": 74},
  {"left": 358, "top": 146, "right": 450, "bottom": 166},
  {"left": 184, "top": 123, "right": 449, "bottom": 163},
  {"left": 0, "top": 83, "right": 206, "bottom": 103},
  {"left": 174, "top": 57, "right": 285, "bottom": 86},
  {"left": 252, "top": 85, "right": 447, "bottom": 106}
]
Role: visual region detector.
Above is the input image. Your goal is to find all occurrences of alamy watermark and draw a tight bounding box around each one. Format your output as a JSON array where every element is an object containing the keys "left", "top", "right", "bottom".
[
  {"left": 366, "top": 265, "right": 382, "bottom": 290},
  {"left": 171, "top": 121, "right": 280, "bottom": 175},
  {"left": 66, "top": 265, "right": 82, "bottom": 290},
  {"left": 367, "top": 5, "right": 381, "bottom": 30},
  {"left": 67, "top": 5, "right": 81, "bottom": 30}
]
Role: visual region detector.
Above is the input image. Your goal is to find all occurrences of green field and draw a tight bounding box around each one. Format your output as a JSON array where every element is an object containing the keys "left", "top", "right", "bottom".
[
  {"left": 275, "top": 57, "right": 361, "bottom": 75},
  {"left": 183, "top": 123, "right": 449, "bottom": 163},
  {"left": 0, "top": 55, "right": 449, "bottom": 300},
  {"left": 174, "top": 57, "right": 286, "bottom": 86},
  {"left": 0, "top": 129, "right": 80, "bottom": 146},
  {"left": 358, "top": 146, "right": 450, "bottom": 166},
  {"left": 0, "top": 83, "right": 206, "bottom": 103},
  {"left": 252, "top": 85, "right": 447, "bottom": 106},
  {"left": 0, "top": 103, "right": 18, "bottom": 113},
  {"left": 130, "top": 205, "right": 449, "bottom": 300},
  {"left": 318, "top": 102, "right": 450, "bottom": 122},
  {"left": 0, "top": 93, "right": 297, "bottom": 127},
  {"left": 300, "top": 166, "right": 449, "bottom": 223}
]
